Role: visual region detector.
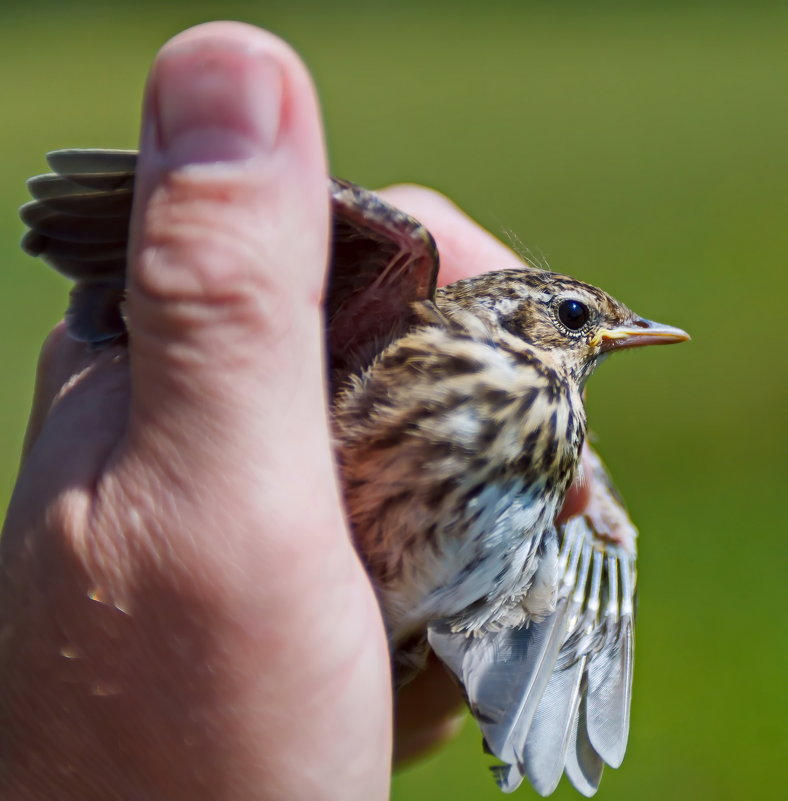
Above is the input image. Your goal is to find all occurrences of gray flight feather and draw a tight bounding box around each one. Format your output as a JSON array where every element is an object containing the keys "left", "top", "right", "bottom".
[
  {"left": 428, "top": 463, "right": 637, "bottom": 797},
  {"left": 564, "top": 693, "right": 605, "bottom": 796},
  {"left": 523, "top": 653, "right": 586, "bottom": 795},
  {"left": 522, "top": 541, "right": 596, "bottom": 795},
  {"left": 585, "top": 554, "right": 635, "bottom": 768},
  {"left": 429, "top": 589, "right": 570, "bottom": 767}
]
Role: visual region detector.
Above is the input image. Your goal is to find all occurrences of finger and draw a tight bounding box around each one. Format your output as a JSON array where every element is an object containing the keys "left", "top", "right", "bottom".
[
  {"left": 114, "top": 19, "right": 378, "bottom": 660},
  {"left": 20, "top": 323, "right": 108, "bottom": 462},
  {"left": 64, "top": 24, "right": 392, "bottom": 796},
  {"left": 115, "top": 23, "right": 357, "bottom": 578},
  {"left": 393, "top": 654, "right": 466, "bottom": 766},
  {"left": 377, "top": 185, "right": 524, "bottom": 284},
  {"left": 556, "top": 473, "right": 592, "bottom": 523},
  {"left": 112, "top": 22, "right": 378, "bottom": 666},
  {"left": 556, "top": 441, "right": 594, "bottom": 523},
  {"left": 125, "top": 23, "right": 334, "bottom": 485}
]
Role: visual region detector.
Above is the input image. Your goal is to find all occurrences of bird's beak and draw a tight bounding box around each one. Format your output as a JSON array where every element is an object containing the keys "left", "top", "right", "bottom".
[{"left": 593, "top": 319, "right": 691, "bottom": 352}]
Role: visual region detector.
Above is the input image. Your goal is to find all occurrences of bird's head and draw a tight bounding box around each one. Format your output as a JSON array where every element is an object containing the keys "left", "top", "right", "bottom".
[{"left": 440, "top": 269, "right": 690, "bottom": 385}]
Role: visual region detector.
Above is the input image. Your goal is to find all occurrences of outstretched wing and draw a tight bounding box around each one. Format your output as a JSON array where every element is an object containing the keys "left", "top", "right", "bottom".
[
  {"left": 428, "top": 447, "right": 636, "bottom": 797},
  {"left": 20, "top": 149, "right": 439, "bottom": 384}
]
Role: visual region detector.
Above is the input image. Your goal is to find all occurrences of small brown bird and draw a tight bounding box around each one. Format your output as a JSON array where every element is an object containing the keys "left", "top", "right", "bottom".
[{"left": 21, "top": 150, "right": 689, "bottom": 796}]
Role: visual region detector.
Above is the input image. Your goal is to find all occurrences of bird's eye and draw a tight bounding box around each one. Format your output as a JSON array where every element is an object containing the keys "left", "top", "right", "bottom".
[{"left": 557, "top": 299, "right": 590, "bottom": 331}]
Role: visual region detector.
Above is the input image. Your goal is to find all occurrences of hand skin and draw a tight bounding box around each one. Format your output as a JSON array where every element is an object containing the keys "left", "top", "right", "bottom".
[{"left": 0, "top": 21, "right": 590, "bottom": 801}]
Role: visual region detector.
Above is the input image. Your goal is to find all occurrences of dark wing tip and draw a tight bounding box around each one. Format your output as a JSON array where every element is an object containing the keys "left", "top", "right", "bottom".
[{"left": 21, "top": 149, "right": 136, "bottom": 348}]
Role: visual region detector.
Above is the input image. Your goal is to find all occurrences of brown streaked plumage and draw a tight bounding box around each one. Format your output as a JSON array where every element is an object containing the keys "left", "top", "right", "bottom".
[{"left": 20, "top": 149, "right": 689, "bottom": 796}]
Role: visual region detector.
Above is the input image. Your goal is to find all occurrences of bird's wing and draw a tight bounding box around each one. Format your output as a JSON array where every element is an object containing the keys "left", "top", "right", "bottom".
[
  {"left": 428, "top": 447, "right": 636, "bottom": 797},
  {"left": 21, "top": 149, "right": 136, "bottom": 345},
  {"left": 326, "top": 178, "right": 439, "bottom": 384},
  {"left": 20, "top": 150, "right": 440, "bottom": 380}
]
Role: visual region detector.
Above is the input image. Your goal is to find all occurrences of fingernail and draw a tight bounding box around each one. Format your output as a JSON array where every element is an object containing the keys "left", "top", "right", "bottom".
[{"left": 154, "top": 37, "right": 283, "bottom": 168}]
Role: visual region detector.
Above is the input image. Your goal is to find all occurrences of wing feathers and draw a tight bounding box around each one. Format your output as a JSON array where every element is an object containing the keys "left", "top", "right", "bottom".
[
  {"left": 21, "top": 149, "right": 440, "bottom": 367},
  {"left": 429, "top": 454, "right": 637, "bottom": 797},
  {"left": 523, "top": 542, "right": 597, "bottom": 795},
  {"left": 564, "top": 692, "right": 605, "bottom": 796},
  {"left": 585, "top": 554, "right": 635, "bottom": 768},
  {"left": 45, "top": 147, "right": 138, "bottom": 176},
  {"left": 428, "top": 593, "right": 569, "bottom": 766}
]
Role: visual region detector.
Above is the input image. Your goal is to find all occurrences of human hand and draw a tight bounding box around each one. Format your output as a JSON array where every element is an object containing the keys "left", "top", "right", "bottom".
[
  {"left": 2, "top": 21, "right": 389, "bottom": 801},
  {"left": 1, "top": 20, "right": 553, "bottom": 800}
]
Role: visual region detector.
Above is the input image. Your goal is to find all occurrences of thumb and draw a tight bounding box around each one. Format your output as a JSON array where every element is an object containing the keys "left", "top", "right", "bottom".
[{"left": 125, "top": 23, "right": 335, "bottom": 502}]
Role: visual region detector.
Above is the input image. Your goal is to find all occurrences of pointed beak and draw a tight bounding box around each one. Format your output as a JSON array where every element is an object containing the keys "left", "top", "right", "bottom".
[{"left": 595, "top": 318, "right": 691, "bottom": 352}]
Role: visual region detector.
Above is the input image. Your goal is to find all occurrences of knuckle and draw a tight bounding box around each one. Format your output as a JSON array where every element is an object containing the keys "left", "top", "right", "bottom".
[
  {"left": 35, "top": 322, "right": 98, "bottom": 399},
  {"left": 132, "top": 171, "right": 276, "bottom": 305},
  {"left": 38, "top": 322, "right": 74, "bottom": 375},
  {"left": 44, "top": 487, "right": 92, "bottom": 548},
  {"left": 130, "top": 171, "right": 294, "bottom": 338}
]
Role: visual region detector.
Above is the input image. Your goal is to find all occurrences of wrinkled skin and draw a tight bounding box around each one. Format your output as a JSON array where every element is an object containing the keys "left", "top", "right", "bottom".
[{"left": 0, "top": 21, "right": 589, "bottom": 801}]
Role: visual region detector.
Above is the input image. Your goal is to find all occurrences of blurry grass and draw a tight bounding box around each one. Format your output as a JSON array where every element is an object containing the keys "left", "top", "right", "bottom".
[{"left": 1, "top": 2, "right": 787, "bottom": 799}]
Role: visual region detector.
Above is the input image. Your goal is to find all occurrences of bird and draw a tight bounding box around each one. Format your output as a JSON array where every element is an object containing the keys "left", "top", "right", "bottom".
[{"left": 20, "top": 149, "right": 689, "bottom": 796}]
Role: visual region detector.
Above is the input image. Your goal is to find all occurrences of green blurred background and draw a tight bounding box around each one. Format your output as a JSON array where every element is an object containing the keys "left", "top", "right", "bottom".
[{"left": 1, "top": 1, "right": 786, "bottom": 799}]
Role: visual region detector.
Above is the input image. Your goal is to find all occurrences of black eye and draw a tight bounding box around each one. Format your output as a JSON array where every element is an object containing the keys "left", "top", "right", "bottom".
[{"left": 557, "top": 299, "right": 590, "bottom": 331}]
